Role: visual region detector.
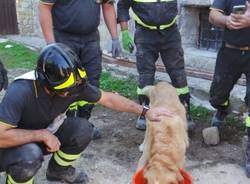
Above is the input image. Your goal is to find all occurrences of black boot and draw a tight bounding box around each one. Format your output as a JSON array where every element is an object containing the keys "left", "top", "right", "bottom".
[
  {"left": 182, "top": 100, "right": 196, "bottom": 132},
  {"left": 136, "top": 95, "right": 149, "bottom": 130},
  {"left": 46, "top": 158, "right": 89, "bottom": 184},
  {"left": 211, "top": 109, "right": 228, "bottom": 128}
]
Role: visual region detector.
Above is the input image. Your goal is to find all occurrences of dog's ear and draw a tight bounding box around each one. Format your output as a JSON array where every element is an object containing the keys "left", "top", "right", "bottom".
[{"left": 142, "top": 85, "right": 154, "bottom": 97}]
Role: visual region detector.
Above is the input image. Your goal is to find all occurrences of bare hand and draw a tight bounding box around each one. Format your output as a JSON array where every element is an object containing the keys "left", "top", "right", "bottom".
[
  {"left": 229, "top": 2, "right": 250, "bottom": 29},
  {"left": 42, "top": 129, "right": 61, "bottom": 152},
  {"left": 145, "top": 107, "right": 173, "bottom": 121}
]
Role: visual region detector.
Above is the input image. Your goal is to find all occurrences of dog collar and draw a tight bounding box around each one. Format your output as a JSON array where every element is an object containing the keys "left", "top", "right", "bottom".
[{"left": 141, "top": 105, "right": 150, "bottom": 117}]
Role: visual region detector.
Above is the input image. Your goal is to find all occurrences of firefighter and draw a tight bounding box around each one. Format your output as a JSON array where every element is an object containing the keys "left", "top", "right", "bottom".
[
  {"left": 0, "top": 43, "right": 172, "bottom": 184},
  {"left": 39, "top": 0, "right": 122, "bottom": 139},
  {"left": 209, "top": 0, "right": 250, "bottom": 177},
  {"left": 117, "top": 0, "right": 195, "bottom": 131}
]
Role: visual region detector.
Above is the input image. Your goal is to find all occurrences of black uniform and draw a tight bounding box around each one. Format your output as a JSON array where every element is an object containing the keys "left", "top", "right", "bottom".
[
  {"left": 209, "top": 0, "right": 250, "bottom": 112},
  {"left": 0, "top": 79, "right": 101, "bottom": 182},
  {"left": 117, "top": 0, "right": 189, "bottom": 102},
  {"left": 40, "top": 0, "right": 103, "bottom": 118}
]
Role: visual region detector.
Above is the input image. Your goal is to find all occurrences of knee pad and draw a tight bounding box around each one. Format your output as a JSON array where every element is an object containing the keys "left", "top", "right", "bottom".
[
  {"left": 65, "top": 118, "right": 93, "bottom": 152},
  {"left": 6, "top": 144, "right": 43, "bottom": 182},
  {"left": 7, "top": 159, "right": 42, "bottom": 182},
  {"left": 73, "top": 119, "right": 93, "bottom": 149}
]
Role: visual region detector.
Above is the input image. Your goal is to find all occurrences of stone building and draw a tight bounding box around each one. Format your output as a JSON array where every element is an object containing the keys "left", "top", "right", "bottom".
[{"left": 16, "top": 0, "right": 41, "bottom": 36}]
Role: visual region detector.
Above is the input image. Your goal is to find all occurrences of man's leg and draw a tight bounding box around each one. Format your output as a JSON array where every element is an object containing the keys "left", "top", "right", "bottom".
[
  {"left": 54, "top": 31, "right": 102, "bottom": 140},
  {"left": 0, "top": 143, "right": 43, "bottom": 184},
  {"left": 135, "top": 43, "right": 159, "bottom": 130},
  {"left": 242, "top": 51, "right": 250, "bottom": 177},
  {"left": 46, "top": 117, "right": 93, "bottom": 183},
  {"left": 160, "top": 46, "right": 195, "bottom": 132},
  {"left": 78, "top": 36, "right": 102, "bottom": 139},
  {"left": 209, "top": 47, "right": 242, "bottom": 128}
]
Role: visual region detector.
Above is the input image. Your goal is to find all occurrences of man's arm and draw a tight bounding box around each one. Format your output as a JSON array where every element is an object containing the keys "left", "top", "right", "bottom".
[
  {"left": 97, "top": 91, "right": 173, "bottom": 121},
  {"left": 102, "top": 3, "right": 122, "bottom": 58},
  {"left": 0, "top": 123, "right": 61, "bottom": 152},
  {"left": 209, "top": 9, "right": 229, "bottom": 28},
  {"left": 102, "top": 3, "right": 118, "bottom": 39},
  {"left": 39, "top": 2, "right": 55, "bottom": 44}
]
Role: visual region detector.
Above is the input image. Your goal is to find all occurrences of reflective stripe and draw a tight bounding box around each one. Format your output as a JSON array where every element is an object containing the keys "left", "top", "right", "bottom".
[
  {"left": 176, "top": 86, "right": 189, "bottom": 95},
  {"left": 133, "top": 13, "right": 178, "bottom": 30},
  {"left": 0, "top": 121, "right": 17, "bottom": 128},
  {"left": 54, "top": 72, "right": 75, "bottom": 90},
  {"left": 137, "top": 87, "right": 145, "bottom": 95},
  {"left": 57, "top": 150, "right": 81, "bottom": 160},
  {"left": 246, "top": 116, "right": 250, "bottom": 127},
  {"left": 68, "top": 101, "right": 95, "bottom": 111},
  {"left": 209, "top": 7, "right": 224, "bottom": 13},
  {"left": 133, "top": 0, "right": 175, "bottom": 2},
  {"left": 77, "top": 100, "right": 90, "bottom": 107},
  {"left": 77, "top": 69, "right": 87, "bottom": 79},
  {"left": 7, "top": 175, "right": 34, "bottom": 184},
  {"left": 221, "top": 100, "right": 229, "bottom": 106},
  {"left": 39, "top": 1, "right": 54, "bottom": 5},
  {"left": 54, "top": 153, "right": 74, "bottom": 166},
  {"left": 68, "top": 102, "right": 78, "bottom": 111}
]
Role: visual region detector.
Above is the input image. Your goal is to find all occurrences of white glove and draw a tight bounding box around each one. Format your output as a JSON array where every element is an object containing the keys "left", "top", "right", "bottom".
[{"left": 47, "top": 112, "right": 67, "bottom": 134}]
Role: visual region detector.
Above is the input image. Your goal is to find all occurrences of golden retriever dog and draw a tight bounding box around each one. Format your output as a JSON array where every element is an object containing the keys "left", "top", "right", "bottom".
[{"left": 137, "top": 82, "right": 189, "bottom": 184}]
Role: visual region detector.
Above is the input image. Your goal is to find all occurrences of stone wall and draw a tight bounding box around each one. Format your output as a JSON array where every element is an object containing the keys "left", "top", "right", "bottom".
[
  {"left": 15, "top": 0, "right": 218, "bottom": 74},
  {"left": 16, "top": 0, "right": 41, "bottom": 36}
]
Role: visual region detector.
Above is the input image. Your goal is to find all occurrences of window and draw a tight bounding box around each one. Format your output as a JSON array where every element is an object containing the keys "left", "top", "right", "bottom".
[{"left": 198, "top": 8, "right": 223, "bottom": 51}]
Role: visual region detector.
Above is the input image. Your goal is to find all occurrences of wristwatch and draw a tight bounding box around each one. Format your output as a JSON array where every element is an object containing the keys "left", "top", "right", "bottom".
[{"left": 141, "top": 105, "right": 150, "bottom": 117}]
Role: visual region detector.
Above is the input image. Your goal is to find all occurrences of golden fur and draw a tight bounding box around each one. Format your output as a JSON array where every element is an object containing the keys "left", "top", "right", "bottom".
[{"left": 137, "top": 82, "right": 189, "bottom": 184}]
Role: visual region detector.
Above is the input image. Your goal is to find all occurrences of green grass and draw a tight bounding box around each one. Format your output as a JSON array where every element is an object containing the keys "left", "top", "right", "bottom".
[
  {"left": 190, "top": 105, "right": 211, "bottom": 123},
  {"left": 0, "top": 40, "right": 245, "bottom": 127},
  {"left": 100, "top": 72, "right": 137, "bottom": 98},
  {"left": 0, "top": 41, "right": 38, "bottom": 69},
  {"left": 190, "top": 104, "right": 245, "bottom": 128}
]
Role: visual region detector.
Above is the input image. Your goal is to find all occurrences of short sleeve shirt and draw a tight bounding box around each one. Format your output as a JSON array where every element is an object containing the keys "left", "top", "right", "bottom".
[
  {"left": 40, "top": 0, "right": 101, "bottom": 34},
  {"left": 0, "top": 80, "right": 101, "bottom": 129},
  {"left": 211, "top": 0, "right": 250, "bottom": 46}
]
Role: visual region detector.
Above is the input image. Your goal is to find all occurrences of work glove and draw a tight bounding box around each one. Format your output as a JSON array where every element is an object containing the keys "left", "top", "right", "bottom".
[
  {"left": 121, "top": 30, "right": 134, "bottom": 53},
  {"left": 0, "top": 61, "right": 8, "bottom": 91},
  {"left": 112, "top": 37, "right": 122, "bottom": 58},
  {"left": 47, "top": 112, "right": 67, "bottom": 134}
]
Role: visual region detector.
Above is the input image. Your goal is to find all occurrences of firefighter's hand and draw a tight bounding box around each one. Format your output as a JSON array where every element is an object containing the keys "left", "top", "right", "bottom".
[
  {"left": 230, "top": 2, "right": 250, "bottom": 29},
  {"left": 0, "top": 61, "right": 8, "bottom": 91},
  {"left": 145, "top": 107, "right": 174, "bottom": 121},
  {"left": 42, "top": 129, "right": 61, "bottom": 152},
  {"left": 121, "top": 30, "right": 134, "bottom": 53},
  {"left": 111, "top": 37, "right": 122, "bottom": 58}
]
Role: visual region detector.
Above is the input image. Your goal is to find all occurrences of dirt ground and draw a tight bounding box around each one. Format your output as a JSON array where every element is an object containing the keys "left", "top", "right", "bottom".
[
  {"left": 37, "top": 106, "right": 246, "bottom": 184},
  {"left": 0, "top": 69, "right": 248, "bottom": 184}
]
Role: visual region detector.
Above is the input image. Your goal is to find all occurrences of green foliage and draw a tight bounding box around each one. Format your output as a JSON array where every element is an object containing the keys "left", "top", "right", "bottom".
[
  {"left": 100, "top": 72, "right": 137, "bottom": 98},
  {"left": 0, "top": 41, "right": 38, "bottom": 69},
  {"left": 225, "top": 114, "right": 245, "bottom": 130},
  {"left": 190, "top": 104, "right": 212, "bottom": 123}
]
